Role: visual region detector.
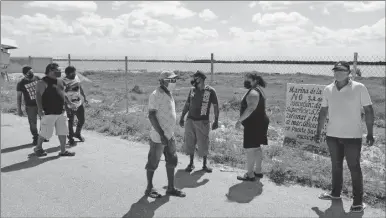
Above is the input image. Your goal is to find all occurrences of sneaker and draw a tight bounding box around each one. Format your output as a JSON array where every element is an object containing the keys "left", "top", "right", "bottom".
[
  {"left": 68, "top": 138, "right": 76, "bottom": 146},
  {"left": 74, "top": 134, "right": 85, "bottom": 142},
  {"left": 32, "top": 138, "right": 38, "bottom": 146}
]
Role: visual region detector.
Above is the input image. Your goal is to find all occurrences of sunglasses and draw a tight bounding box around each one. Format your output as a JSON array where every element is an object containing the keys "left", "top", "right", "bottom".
[{"left": 164, "top": 78, "right": 177, "bottom": 83}]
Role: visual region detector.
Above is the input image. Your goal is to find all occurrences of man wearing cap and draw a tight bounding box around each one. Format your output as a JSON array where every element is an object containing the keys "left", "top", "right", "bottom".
[
  {"left": 145, "top": 70, "right": 186, "bottom": 198},
  {"left": 315, "top": 61, "right": 374, "bottom": 213},
  {"left": 16, "top": 66, "right": 41, "bottom": 145},
  {"left": 180, "top": 70, "right": 219, "bottom": 173}
]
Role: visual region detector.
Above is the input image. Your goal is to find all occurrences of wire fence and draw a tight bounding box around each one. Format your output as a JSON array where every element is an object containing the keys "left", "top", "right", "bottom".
[{"left": 52, "top": 53, "right": 386, "bottom": 79}]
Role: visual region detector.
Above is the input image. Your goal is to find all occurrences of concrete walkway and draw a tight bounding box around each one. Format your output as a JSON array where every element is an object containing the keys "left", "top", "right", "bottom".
[{"left": 1, "top": 113, "right": 384, "bottom": 217}]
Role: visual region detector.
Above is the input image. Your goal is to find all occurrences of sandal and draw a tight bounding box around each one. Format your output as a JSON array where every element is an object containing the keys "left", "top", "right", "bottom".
[
  {"left": 58, "top": 150, "right": 75, "bottom": 157},
  {"left": 145, "top": 189, "right": 162, "bottom": 199},
  {"left": 318, "top": 192, "right": 341, "bottom": 200},
  {"left": 166, "top": 188, "right": 186, "bottom": 197},
  {"left": 254, "top": 172, "right": 264, "bottom": 178},
  {"left": 237, "top": 173, "right": 256, "bottom": 182},
  {"left": 185, "top": 164, "right": 195, "bottom": 173},
  {"left": 202, "top": 165, "right": 213, "bottom": 173},
  {"left": 350, "top": 204, "right": 366, "bottom": 213},
  {"left": 34, "top": 148, "right": 47, "bottom": 157}
]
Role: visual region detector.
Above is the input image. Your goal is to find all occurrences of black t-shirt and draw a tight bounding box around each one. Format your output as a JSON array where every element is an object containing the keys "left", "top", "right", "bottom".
[
  {"left": 16, "top": 76, "right": 40, "bottom": 106},
  {"left": 187, "top": 85, "right": 218, "bottom": 121}
]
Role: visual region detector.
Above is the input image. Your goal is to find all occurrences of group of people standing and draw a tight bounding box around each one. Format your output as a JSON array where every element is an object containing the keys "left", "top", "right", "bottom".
[
  {"left": 17, "top": 63, "right": 87, "bottom": 157},
  {"left": 16, "top": 61, "right": 374, "bottom": 214}
]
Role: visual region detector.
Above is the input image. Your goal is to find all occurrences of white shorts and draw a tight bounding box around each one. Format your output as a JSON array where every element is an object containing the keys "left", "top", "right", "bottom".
[{"left": 39, "top": 113, "right": 69, "bottom": 139}]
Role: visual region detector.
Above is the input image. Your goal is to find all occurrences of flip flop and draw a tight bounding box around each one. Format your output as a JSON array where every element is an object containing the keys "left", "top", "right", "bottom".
[
  {"left": 58, "top": 150, "right": 76, "bottom": 156},
  {"left": 166, "top": 188, "right": 186, "bottom": 198},
  {"left": 185, "top": 164, "right": 195, "bottom": 172},
  {"left": 318, "top": 193, "right": 341, "bottom": 200},
  {"left": 237, "top": 173, "right": 256, "bottom": 182},
  {"left": 350, "top": 203, "right": 366, "bottom": 213},
  {"left": 254, "top": 172, "right": 264, "bottom": 178},
  {"left": 202, "top": 166, "right": 213, "bottom": 173},
  {"left": 33, "top": 148, "right": 47, "bottom": 157},
  {"left": 145, "top": 189, "right": 162, "bottom": 199}
]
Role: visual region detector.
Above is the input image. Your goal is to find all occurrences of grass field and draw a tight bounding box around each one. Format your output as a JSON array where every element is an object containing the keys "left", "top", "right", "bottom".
[{"left": 1, "top": 70, "right": 385, "bottom": 209}]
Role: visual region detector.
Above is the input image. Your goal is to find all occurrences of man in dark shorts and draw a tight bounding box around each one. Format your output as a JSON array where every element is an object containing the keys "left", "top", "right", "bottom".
[
  {"left": 145, "top": 70, "right": 185, "bottom": 198},
  {"left": 34, "top": 63, "right": 75, "bottom": 157},
  {"left": 180, "top": 71, "right": 219, "bottom": 173},
  {"left": 63, "top": 66, "right": 88, "bottom": 146}
]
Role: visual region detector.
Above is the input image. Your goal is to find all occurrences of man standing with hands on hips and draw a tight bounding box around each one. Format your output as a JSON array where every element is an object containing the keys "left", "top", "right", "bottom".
[
  {"left": 180, "top": 70, "right": 219, "bottom": 173},
  {"left": 315, "top": 61, "right": 374, "bottom": 213}
]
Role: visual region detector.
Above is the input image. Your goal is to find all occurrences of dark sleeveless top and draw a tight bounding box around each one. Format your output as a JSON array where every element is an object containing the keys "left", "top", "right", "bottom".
[
  {"left": 240, "top": 87, "right": 269, "bottom": 147},
  {"left": 42, "top": 76, "right": 65, "bottom": 115}
]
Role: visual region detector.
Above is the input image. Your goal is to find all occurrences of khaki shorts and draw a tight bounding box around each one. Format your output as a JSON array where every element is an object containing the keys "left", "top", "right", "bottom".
[
  {"left": 39, "top": 113, "right": 69, "bottom": 139},
  {"left": 184, "top": 118, "right": 210, "bottom": 157},
  {"left": 145, "top": 137, "right": 178, "bottom": 171}
]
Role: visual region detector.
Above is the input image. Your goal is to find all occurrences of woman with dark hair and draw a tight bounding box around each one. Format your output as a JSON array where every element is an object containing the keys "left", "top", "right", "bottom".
[{"left": 235, "top": 73, "right": 269, "bottom": 181}]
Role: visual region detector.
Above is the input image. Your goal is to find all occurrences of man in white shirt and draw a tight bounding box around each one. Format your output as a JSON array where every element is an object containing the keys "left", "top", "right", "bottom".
[
  {"left": 315, "top": 61, "right": 374, "bottom": 213},
  {"left": 145, "top": 70, "right": 186, "bottom": 199}
]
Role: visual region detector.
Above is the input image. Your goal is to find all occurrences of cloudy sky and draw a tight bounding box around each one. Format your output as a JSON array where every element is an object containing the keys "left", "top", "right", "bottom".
[{"left": 1, "top": 1, "right": 385, "bottom": 59}]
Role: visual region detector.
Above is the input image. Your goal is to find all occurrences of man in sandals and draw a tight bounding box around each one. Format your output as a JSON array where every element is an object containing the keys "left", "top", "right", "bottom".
[
  {"left": 180, "top": 71, "right": 219, "bottom": 173},
  {"left": 315, "top": 61, "right": 374, "bottom": 213},
  {"left": 34, "top": 63, "right": 75, "bottom": 157},
  {"left": 145, "top": 70, "right": 185, "bottom": 198}
]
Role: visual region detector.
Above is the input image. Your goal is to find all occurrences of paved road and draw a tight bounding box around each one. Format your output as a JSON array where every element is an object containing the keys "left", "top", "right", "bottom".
[{"left": 1, "top": 113, "right": 385, "bottom": 218}]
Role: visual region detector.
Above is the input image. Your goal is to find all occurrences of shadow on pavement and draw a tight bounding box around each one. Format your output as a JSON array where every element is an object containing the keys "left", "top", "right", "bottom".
[
  {"left": 311, "top": 199, "right": 364, "bottom": 218},
  {"left": 122, "top": 195, "right": 170, "bottom": 218},
  {"left": 226, "top": 180, "right": 263, "bottom": 203},
  {"left": 1, "top": 143, "right": 34, "bottom": 154},
  {"left": 163, "top": 169, "right": 210, "bottom": 190},
  {"left": 1, "top": 155, "right": 60, "bottom": 173}
]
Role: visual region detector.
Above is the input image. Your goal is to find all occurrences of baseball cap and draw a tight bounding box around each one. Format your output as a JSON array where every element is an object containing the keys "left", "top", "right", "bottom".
[
  {"left": 159, "top": 70, "right": 178, "bottom": 80},
  {"left": 332, "top": 61, "right": 350, "bottom": 71},
  {"left": 193, "top": 70, "right": 206, "bottom": 79}
]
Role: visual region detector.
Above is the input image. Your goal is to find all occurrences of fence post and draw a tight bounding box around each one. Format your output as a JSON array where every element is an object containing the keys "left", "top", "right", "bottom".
[
  {"left": 125, "top": 56, "right": 128, "bottom": 113},
  {"left": 28, "top": 56, "right": 32, "bottom": 66},
  {"left": 210, "top": 53, "right": 214, "bottom": 85},
  {"left": 352, "top": 52, "right": 358, "bottom": 80},
  {"left": 68, "top": 54, "right": 71, "bottom": 66}
]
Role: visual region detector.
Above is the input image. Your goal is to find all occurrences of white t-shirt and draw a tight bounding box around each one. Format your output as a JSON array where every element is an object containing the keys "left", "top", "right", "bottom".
[
  {"left": 148, "top": 87, "right": 177, "bottom": 143},
  {"left": 63, "top": 75, "right": 83, "bottom": 110},
  {"left": 322, "top": 80, "right": 372, "bottom": 138}
]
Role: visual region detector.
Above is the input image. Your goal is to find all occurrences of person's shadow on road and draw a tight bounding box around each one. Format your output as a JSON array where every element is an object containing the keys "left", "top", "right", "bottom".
[
  {"left": 226, "top": 180, "right": 263, "bottom": 203},
  {"left": 312, "top": 199, "right": 364, "bottom": 218},
  {"left": 1, "top": 155, "right": 60, "bottom": 173},
  {"left": 1, "top": 143, "right": 35, "bottom": 154},
  {"left": 163, "top": 169, "right": 210, "bottom": 190},
  {"left": 122, "top": 195, "right": 170, "bottom": 218}
]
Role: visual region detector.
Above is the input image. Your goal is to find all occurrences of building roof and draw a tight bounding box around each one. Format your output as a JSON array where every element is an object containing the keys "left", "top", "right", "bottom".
[{"left": 1, "top": 38, "right": 18, "bottom": 49}]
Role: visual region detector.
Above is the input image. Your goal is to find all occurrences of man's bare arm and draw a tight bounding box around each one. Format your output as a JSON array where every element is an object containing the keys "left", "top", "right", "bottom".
[
  {"left": 316, "top": 107, "right": 328, "bottom": 135},
  {"left": 148, "top": 110, "right": 165, "bottom": 137},
  {"left": 238, "top": 90, "right": 259, "bottom": 122},
  {"left": 363, "top": 105, "right": 374, "bottom": 136},
  {"left": 80, "top": 86, "right": 87, "bottom": 101}
]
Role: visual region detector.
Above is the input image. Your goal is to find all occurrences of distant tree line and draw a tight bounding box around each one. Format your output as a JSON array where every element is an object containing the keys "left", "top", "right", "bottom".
[{"left": 53, "top": 58, "right": 386, "bottom": 65}]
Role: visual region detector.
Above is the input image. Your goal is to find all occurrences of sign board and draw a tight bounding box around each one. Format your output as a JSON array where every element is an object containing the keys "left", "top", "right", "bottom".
[{"left": 284, "top": 83, "right": 329, "bottom": 144}]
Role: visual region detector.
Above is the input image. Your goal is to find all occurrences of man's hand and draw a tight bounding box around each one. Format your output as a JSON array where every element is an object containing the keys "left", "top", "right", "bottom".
[
  {"left": 314, "top": 134, "right": 321, "bottom": 143},
  {"left": 212, "top": 119, "right": 219, "bottom": 130},
  {"left": 366, "top": 134, "right": 374, "bottom": 147},
  {"left": 38, "top": 109, "right": 44, "bottom": 119},
  {"left": 17, "top": 108, "right": 24, "bottom": 117},
  {"left": 235, "top": 120, "right": 241, "bottom": 129},
  {"left": 84, "top": 99, "right": 88, "bottom": 105},
  {"left": 179, "top": 118, "right": 185, "bottom": 127}
]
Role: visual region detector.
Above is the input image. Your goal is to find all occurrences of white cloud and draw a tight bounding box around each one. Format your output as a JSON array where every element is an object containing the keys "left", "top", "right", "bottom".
[
  {"left": 309, "top": 5, "right": 315, "bottom": 10},
  {"left": 258, "top": 1, "right": 308, "bottom": 11},
  {"left": 340, "top": 1, "right": 385, "bottom": 12},
  {"left": 112, "top": 1, "right": 129, "bottom": 10},
  {"left": 322, "top": 7, "right": 330, "bottom": 15},
  {"left": 199, "top": 9, "right": 218, "bottom": 21},
  {"left": 24, "top": 1, "right": 97, "bottom": 12},
  {"left": 177, "top": 27, "right": 218, "bottom": 41},
  {"left": 249, "top": 1, "right": 257, "bottom": 8},
  {"left": 252, "top": 12, "right": 310, "bottom": 26},
  {"left": 129, "top": 1, "right": 196, "bottom": 20},
  {"left": 220, "top": 20, "right": 228, "bottom": 24}
]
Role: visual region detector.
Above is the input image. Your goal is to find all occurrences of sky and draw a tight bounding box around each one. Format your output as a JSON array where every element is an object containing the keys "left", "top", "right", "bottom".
[{"left": 1, "top": 1, "right": 385, "bottom": 60}]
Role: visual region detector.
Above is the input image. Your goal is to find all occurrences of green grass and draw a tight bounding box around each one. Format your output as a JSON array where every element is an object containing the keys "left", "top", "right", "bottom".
[{"left": 1, "top": 71, "right": 385, "bottom": 209}]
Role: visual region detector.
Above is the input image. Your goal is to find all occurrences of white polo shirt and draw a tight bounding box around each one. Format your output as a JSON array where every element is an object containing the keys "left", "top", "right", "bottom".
[
  {"left": 321, "top": 80, "right": 372, "bottom": 138},
  {"left": 148, "top": 87, "right": 176, "bottom": 143}
]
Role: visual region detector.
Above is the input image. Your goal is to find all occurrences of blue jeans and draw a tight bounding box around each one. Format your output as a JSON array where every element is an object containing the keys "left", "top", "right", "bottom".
[
  {"left": 25, "top": 106, "right": 38, "bottom": 140},
  {"left": 326, "top": 136, "right": 363, "bottom": 205}
]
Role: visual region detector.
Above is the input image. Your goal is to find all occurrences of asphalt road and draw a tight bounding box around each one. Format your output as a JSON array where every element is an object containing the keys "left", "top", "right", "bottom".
[{"left": 1, "top": 113, "right": 384, "bottom": 218}]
